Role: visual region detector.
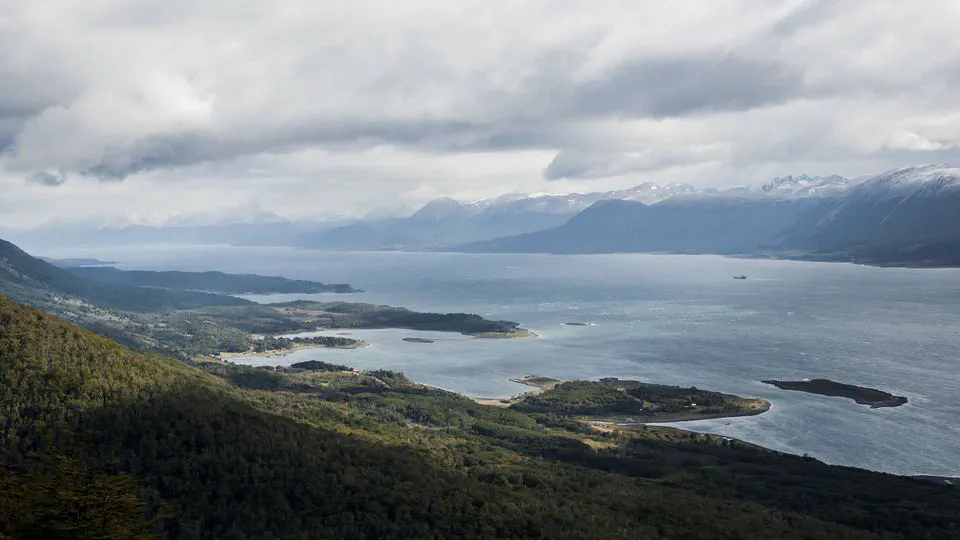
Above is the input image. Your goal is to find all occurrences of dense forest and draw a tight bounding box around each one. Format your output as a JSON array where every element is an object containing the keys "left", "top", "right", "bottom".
[{"left": 0, "top": 296, "right": 958, "bottom": 538}]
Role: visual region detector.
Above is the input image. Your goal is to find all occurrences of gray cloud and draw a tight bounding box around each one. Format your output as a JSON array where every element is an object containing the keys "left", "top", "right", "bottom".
[
  {"left": 570, "top": 54, "right": 803, "bottom": 118},
  {"left": 767, "top": 0, "right": 839, "bottom": 37},
  {"left": 72, "top": 119, "right": 484, "bottom": 179},
  {"left": 1, "top": 0, "right": 960, "bottom": 226},
  {"left": 544, "top": 145, "right": 727, "bottom": 181},
  {"left": 25, "top": 171, "right": 67, "bottom": 187}
]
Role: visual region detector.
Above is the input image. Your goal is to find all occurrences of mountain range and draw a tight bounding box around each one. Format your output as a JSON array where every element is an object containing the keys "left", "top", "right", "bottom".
[
  {"left": 774, "top": 165, "right": 960, "bottom": 266},
  {"left": 457, "top": 165, "right": 960, "bottom": 267},
  {"left": 294, "top": 175, "right": 855, "bottom": 250},
  {"left": 8, "top": 166, "right": 959, "bottom": 267}
]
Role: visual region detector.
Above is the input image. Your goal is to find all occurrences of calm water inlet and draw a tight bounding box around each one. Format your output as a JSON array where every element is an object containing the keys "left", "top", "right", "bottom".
[{"left": 42, "top": 245, "right": 960, "bottom": 477}]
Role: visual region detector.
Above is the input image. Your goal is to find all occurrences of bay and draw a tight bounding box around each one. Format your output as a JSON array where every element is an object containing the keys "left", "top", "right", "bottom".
[{"left": 42, "top": 244, "right": 960, "bottom": 477}]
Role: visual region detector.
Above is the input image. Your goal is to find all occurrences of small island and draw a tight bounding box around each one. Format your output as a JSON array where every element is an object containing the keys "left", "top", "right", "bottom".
[
  {"left": 402, "top": 337, "right": 435, "bottom": 343},
  {"left": 762, "top": 379, "right": 907, "bottom": 408},
  {"left": 502, "top": 376, "right": 769, "bottom": 423}
]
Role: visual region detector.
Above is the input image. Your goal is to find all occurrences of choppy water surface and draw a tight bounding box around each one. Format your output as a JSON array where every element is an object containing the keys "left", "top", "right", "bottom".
[{"left": 46, "top": 245, "right": 960, "bottom": 476}]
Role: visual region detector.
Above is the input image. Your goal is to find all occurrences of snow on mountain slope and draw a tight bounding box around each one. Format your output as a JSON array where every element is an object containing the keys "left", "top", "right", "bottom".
[
  {"left": 443, "top": 177, "right": 830, "bottom": 219},
  {"left": 842, "top": 164, "right": 960, "bottom": 200},
  {"left": 760, "top": 175, "right": 852, "bottom": 197},
  {"left": 772, "top": 164, "right": 960, "bottom": 261}
]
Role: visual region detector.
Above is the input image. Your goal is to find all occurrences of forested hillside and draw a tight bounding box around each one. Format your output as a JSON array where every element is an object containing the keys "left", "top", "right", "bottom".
[
  {"left": 65, "top": 266, "right": 358, "bottom": 294},
  {"left": 0, "top": 296, "right": 957, "bottom": 539},
  {"left": 0, "top": 239, "right": 250, "bottom": 313}
]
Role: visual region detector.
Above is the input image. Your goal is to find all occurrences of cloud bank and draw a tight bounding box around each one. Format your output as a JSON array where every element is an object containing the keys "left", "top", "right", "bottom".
[{"left": 2, "top": 0, "right": 960, "bottom": 226}]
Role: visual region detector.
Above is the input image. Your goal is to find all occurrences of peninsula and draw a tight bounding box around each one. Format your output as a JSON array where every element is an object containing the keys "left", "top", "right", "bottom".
[
  {"left": 219, "top": 335, "right": 364, "bottom": 359},
  {"left": 498, "top": 376, "right": 770, "bottom": 423},
  {"left": 202, "top": 302, "right": 532, "bottom": 358},
  {"left": 762, "top": 379, "right": 908, "bottom": 408},
  {"left": 64, "top": 266, "right": 361, "bottom": 294}
]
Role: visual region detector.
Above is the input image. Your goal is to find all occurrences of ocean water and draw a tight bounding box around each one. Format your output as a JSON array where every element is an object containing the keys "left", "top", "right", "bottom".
[{"left": 41, "top": 245, "right": 960, "bottom": 477}]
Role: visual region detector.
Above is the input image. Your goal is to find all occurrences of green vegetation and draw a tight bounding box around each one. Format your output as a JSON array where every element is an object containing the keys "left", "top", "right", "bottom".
[
  {"left": 1, "top": 295, "right": 958, "bottom": 538},
  {"left": 512, "top": 378, "right": 769, "bottom": 421},
  {"left": 0, "top": 239, "right": 249, "bottom": 314},
  {"left": 137, "top": 301, "right": 528, "bottom": 357},
  {"left": 250, "top": 335, "right": 360, "bottom": 353},
  {"left": 286, "top": 359, "right": 352, "bottom": 372},
  {"left": 0, "top": 239, "right": 529, "bottom": 361},
  {"left": 66, "top": 266, "right": 359, "bottom": 294},
  {"left": 512, "top": 375, "right": 562, "bottom": 388},
  {"left": 271, "top": 300, "right": 527, "bottom": 335},
  {"left": 763, "top": 379, "right": 909, "bottom": 408}
]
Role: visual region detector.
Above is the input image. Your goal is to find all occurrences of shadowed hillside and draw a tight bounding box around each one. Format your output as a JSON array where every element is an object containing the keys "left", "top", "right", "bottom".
[{"left": 1, "top": 295, "right": 957, "bottom": 538}]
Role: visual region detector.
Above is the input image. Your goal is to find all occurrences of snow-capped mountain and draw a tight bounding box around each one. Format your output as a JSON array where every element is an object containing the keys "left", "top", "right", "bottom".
[
  {"left": 775, "top": 164, "right": 960, "bottom": 265},
  {"left": 462, "top": 182, "right": 700, "bottom": 216},
  {"left": 298, "top": 173, "right": 855, "bottom": 250},
  {"left": 840, "top": 164, "right": 960, "bottom": 200},
  {"left": 459, "top": 163, "right": 960, "bottom": 267},
  {"left": 760, "top": 174, "right": 852, "bottom": 197},
  {"left": 458, "top": 175, "right": 851, "bottom": 217}
]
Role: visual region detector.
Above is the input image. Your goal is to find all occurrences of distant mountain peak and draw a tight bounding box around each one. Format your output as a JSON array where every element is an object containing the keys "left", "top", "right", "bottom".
[
  {"left": 410, "top": 197, "right": 465, "bottom": 221},
  {"left": 760, "top": 174, "right": 850, "bottom": 196},
  {"left": 853, "top": 164, "right": 960, "bottom": 198}
]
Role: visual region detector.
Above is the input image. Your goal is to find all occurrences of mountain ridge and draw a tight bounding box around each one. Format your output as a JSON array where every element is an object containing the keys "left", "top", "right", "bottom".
[
  {"left": 0, "top": 239, "right": 251, "bottom": 314},
  {"left": 297, "top": 175, "right": 853, "bottom": 251},
  {"left": 455, "top": 164, "right": 960, "bottom": 267}
]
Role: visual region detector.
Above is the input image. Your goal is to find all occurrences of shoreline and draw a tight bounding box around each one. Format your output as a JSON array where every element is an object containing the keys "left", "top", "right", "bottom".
[
  {"left": 457, "top": 376, "right": 772, "bottom": 424},
  {"left": 218, "top": 341, "right": 367, "bottom": 360},
  {"left": 587, "top": 400, "right": 771, "bottom": 425}
]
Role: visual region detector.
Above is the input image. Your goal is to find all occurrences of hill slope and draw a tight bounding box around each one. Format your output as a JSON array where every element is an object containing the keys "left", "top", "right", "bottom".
[
  {"left": 2, "top": 296, "right": 959, "bottom": 538},
  {"left": 0, "top": 239, "right": 250, "bottom": 312},
  {"left": 776, "top": 165, "right": 960, "bottom": 266}
]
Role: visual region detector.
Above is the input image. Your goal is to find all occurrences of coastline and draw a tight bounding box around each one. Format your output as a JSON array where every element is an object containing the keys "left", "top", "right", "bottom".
[
  {"left": 588, "top": 400, "right": 771, "bottom": 425},
  {"left": 218, "top": 340, "right": 367, "bottom": 360},
  {"left": 454, "top": 376, "right": 772, "bottom": 425}
]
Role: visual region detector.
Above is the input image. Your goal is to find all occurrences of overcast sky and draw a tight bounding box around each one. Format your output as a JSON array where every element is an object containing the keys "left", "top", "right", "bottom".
[{"left": 2, "top": 0, "right": 960, "bottom": 227}]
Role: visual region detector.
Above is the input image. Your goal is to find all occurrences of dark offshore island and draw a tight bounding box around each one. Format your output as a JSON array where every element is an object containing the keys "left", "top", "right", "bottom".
[{"left": 762, "top": 379, "right": 908, "bottom": 408}]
